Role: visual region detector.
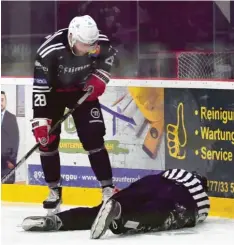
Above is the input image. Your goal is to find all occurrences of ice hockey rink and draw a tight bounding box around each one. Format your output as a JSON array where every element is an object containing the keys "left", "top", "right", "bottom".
[{"left": 1, "top": 203, "right": 234, "bottom": 245}]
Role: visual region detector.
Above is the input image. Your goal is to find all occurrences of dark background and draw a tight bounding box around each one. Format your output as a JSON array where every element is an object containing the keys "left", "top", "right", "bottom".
[{"left": 2, "top": 1, "right": 234, "bottom": 77}]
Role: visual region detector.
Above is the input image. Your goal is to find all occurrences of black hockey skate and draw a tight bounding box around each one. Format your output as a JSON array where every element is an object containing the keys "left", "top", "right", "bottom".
[
  {"left": 43, "top": 186, "right": 62, "bottom": 215},
  {"left": 90, "top": 199, "right": 121, "bottom": 239},
  {"left": 21, "top": 215, "right": 63, "bottom": 232}
]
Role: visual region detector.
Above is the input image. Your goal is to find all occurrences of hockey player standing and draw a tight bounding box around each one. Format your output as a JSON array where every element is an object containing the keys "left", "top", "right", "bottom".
[
  {"left": 22, "top": 169, "right": 210, "bottom": 239},
  {"left": 31, "top": 15, "right": 117, "bottom": 213}
]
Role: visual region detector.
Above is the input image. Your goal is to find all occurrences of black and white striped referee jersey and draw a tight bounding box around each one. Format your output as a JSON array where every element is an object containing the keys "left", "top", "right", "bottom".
[{"left": 162, "top": 169, "right": 210, "bottom": 224}]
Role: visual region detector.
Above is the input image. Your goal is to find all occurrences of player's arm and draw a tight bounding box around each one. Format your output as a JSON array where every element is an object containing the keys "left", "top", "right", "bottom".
[
  {"left": 84, "top": 43, "right": 118, "bottom": 101},
  {"left": 94, "top": 43, "right": 117, "bottom": 83},
  {"left": 31, "top": 55, "right": 54, "bottom": 147},
  {"left": 33, "top": 55, "right": 52, "bottom": 118}
]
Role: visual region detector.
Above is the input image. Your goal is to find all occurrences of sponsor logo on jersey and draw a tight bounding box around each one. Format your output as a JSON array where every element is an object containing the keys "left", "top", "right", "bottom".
[
  {"left": 91, "top": 108, "right": 100, "bottom": 118},
  {"left": 34, "top": 78, "right": 48, "bottom": 85},
  {"left": 58, "top": 64, "right": 90, "bottom": 74}
]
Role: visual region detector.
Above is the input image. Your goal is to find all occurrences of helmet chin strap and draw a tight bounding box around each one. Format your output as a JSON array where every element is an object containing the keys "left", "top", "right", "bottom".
[
  {"left": 70, "top": 46, "right": 84, "bottom": 56},
  {"left": 68, "top": 34, "right": 82, "bottom": 56},
  {"left": 70, "top": 47, "right": 77, "bottom": 56}
]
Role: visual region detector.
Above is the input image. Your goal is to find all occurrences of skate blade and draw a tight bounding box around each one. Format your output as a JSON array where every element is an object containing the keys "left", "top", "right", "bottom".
[{"left": 90, "top": 199, "right": 115, "bottom": 239}]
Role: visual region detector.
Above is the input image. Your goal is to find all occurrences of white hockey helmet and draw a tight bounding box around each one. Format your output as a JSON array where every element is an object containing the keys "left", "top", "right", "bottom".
[{"left": 68, "top": 15, "right": 99, "bottom": 47}]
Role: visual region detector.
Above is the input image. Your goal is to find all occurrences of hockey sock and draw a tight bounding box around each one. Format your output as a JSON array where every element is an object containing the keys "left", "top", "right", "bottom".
[
  {"left": 40, "top": 151, "right": 61, "bottom": 183},
  {"left": 88, "top": 148, "right": 113, "bottom": 187}
]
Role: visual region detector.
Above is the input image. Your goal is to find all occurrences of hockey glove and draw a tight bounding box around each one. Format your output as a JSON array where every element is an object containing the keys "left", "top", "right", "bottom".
[
  {"left": 31, "top": 118, "right": 56, "bottom": 147},
  {"left": 83, "top": 70, "right": 109, "bottom": 101}
]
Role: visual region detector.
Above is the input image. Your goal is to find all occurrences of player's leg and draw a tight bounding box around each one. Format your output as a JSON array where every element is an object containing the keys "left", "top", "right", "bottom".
[
  {"left": 91, "top": 175, "right": 197, "bottom": 238},
  {"left": 90, "top": 175, "right": 160, "bottom": 239},
  {"left": 21, "top": 205, "right": 102, "bottom": 232},
  {"left": 39, "top": 97, "right": 66, "bottom": 214},
  {"left": 72, "top": 99, "right": 114, "bottom": 201},
  {"left": 57, "top": 205, "right": 101, "bottom": 231}
]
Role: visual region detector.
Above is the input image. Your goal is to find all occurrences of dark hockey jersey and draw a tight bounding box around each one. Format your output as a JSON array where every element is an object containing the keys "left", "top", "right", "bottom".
[
  {"left": 33, "top": 28, "right": 117, "bottom": 118},
  {"left": 162, "top": 169, "right": 210, "bottom": 224}
]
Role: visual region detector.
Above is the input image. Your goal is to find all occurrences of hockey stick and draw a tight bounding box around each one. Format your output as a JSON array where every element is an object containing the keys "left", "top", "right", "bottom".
[{"left": 1, "top": 88, "right": 93, "bottom": 183}]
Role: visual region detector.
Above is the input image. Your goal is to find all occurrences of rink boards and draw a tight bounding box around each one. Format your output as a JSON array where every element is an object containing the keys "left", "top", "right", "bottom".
[
  {"left": 2, "top": 184, "right": 234, "bottom": 219},
  {"left": 1, "top": 78, "right": 234, "bottom": 220}
]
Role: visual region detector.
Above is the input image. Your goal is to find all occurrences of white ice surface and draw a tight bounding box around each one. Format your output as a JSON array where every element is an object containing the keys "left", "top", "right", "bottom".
[{"left": 1, "top": 203, "right": 234, "bottom": 245}]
